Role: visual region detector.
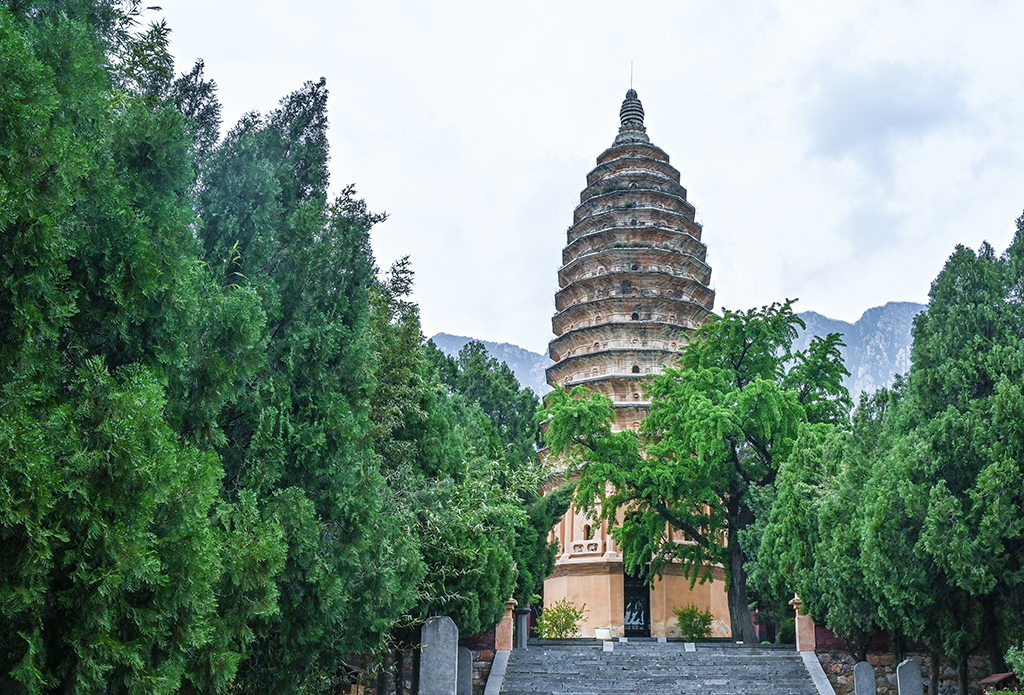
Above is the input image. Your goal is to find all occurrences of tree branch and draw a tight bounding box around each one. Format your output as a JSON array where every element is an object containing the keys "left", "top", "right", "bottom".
[{"left": 652, "top": 501, "right": 711, "bottom": 549}]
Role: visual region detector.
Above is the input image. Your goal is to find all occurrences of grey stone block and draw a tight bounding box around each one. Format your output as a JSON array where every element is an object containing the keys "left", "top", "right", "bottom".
[
  {"left": 458, "top": 647, "right": 472, "bottom": 695},
  {"left": 854, "top": 661, "right": 875, "bottom": 695},
  {"left": 896, "top": 658, "right": 923, "bottom": 695},
  {"left": 421, "top": 617, "right": 459, "bottom": 695}
]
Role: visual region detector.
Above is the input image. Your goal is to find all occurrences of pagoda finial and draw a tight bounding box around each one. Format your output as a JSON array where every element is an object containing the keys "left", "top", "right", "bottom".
[
  {"left": 619, "top": 89, "right": 645, "bottom": 129},
  {"left": 614, "top": 89, "right": 649, "bottom": 144}
]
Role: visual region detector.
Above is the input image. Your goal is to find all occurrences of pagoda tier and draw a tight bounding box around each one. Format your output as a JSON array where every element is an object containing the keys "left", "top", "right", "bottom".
[{"left": 546, "top": 89, "right": 715, "bottom": 424}]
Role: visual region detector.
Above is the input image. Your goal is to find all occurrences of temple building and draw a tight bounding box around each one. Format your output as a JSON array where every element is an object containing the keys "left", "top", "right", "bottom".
[{"left": 541, "top": 89, "right": 731, "bottom": 638}]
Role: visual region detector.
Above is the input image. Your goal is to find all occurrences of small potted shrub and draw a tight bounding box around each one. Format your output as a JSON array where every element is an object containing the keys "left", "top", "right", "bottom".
[
  {"left": 536, "top": 598, "right": 588, "bottom": 639},
  {"left": 673, "top": 604, "right": 714, "bottom": 642}
]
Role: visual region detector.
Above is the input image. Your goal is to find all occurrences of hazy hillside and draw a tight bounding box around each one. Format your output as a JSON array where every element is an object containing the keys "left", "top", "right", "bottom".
[
  {"left": 794, "top": 301, "right": 927, "bottom": 402},
  {"left": 432, "top": 301, "right": 927, "bottom": 401},
  {"left": 429, "top": 333, "right": 553, "bottom": 395}
]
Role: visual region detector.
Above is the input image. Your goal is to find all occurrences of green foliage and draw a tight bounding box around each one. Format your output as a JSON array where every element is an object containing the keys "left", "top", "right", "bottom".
[
  {"left": 543, "top": 300, "right": 850, "bottom": 643},
  {"left": 513, "top": 483, "right": 574, "bottom": 605},
  {"left": 413, "top": 461, "right": 522, "bottom": 636},
  {"left": 422, "top": 338, "right": 569, "bottom": 608},
  {"left": 859, "top": 230, "right": 1024, "bottom": 684},
  {"left": 1007, "top": 644, "right": 1024, "bottom": 678},
  {"left": 777, "top": 618, "right": 796, "bottom": 645},
  {"left": 674, "top": 605, "right": 714, "bottom": 642},
  {"left": 758, "top": 406, "right": 885, "bottom": 658},
  {"left": 428, "top": 340, "right": 541, "bottom": 470},
  {"left": 758, "top": 224, "right": 1024, "bottom": 690},
  {"left": 0, "top": 4, "right": 281, "bottom": 692},
  {"left": 537, "top": 599, "right": 588, "bottom": 639}
]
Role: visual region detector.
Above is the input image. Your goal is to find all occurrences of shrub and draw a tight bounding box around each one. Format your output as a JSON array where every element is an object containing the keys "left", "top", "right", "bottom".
[
  {"left": 673, "top": 604, "right": 714, "bottom": 641},
  {"left": 536, "top": 598, "right": 587, "bottom": 639},
  {"left": 1007, "top": 644, "right": 1024, "bottom": 677},
  {"left": 777, "top": 618, "right": 796, "bottom": 644}
]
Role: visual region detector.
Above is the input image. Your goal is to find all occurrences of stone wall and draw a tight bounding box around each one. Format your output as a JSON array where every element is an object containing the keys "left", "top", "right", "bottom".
[
  {"left": 816, "top": 650, "right": 994, "bottom": 695},
  {"left": 468, "top": 648, "right": 495, "bottom": 695}
]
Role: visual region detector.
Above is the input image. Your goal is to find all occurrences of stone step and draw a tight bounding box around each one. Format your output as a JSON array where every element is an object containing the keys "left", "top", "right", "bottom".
[{"left": 501, "top": 642, "right": 820, "bottom": 695}]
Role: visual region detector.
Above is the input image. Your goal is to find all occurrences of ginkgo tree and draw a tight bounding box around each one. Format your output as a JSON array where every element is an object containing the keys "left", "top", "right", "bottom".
[{"left": 542, "top": 300, "right": 850, "bottom": 642}]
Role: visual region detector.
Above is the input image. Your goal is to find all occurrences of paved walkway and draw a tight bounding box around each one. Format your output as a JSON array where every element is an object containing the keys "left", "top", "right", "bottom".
[{"left": 500, "top": 639, "right": 824, "bottom": 695}]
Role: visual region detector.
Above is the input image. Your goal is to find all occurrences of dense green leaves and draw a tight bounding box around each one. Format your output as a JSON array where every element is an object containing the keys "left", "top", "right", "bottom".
[
  {"left": 1, "top": 3, "right": 551, "bottom": 692},
  {"left": 0, "top": 4, "right": 274, "bottom": 692},
  {"left": 760, "top": 224, "right": 1024, "bottom": 693}
]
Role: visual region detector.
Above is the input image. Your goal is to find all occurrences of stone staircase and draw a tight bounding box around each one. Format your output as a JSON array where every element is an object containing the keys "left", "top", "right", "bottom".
[{"left": 501, "top": 639, "right": 821, "bottom": 695}]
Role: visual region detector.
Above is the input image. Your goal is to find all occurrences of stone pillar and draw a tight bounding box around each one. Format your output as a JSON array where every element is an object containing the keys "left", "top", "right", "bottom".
[
  {"left": 896, "top": 658, "right": 924, "bottom": 695},
  {"left": 420, "top": 617, "right": 459, "bottom": 695},
  {"left": 854, "top": 661, "right": 875, "bottom": 695},
  {"left": 513, "top": 606, "right": 531, "bottom": 649},
  {"left": 789, "top": 594, "right": 816, "bottom": 653},
  {"left": 495, "top": 598, "right": 517, "bottom": 651},
  {"left": 457, "top": 647, "right": 472, "bottom": 695}
]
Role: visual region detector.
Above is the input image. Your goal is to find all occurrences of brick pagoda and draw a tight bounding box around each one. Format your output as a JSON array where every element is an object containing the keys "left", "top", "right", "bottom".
[{"left": 542, "top": 89, "right": 728, "bottom": 639}]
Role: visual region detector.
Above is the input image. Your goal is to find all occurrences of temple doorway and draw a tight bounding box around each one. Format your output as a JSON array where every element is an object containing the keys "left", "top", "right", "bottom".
[{"left": 623, "top": 567, "right": 651, "bottom": 637}]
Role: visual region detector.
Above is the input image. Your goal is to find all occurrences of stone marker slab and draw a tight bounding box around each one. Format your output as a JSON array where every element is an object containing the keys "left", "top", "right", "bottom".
[
  {"left": 896, "top": 658, "right": 923, "bottom": 695},
  {"left": 457, "top": 647, "right": 472, "bottom": 695},
  {"left": 684, "top": 642, "right": 696, "bottom": 652},
  {"left": 618, "top": 637, "right": 628, "bottom": 643},
  {"left": 657, "top": 637, "right": 667, "bottom": 643},
  {"left": 602, "top": 641, "right": 613, "bottom": 652},
  {"left": 421, "top": 617, "right": 459, "bottom": 695},
  {"left": 854, "top": 661, "right": 875, "bottom": 695}
]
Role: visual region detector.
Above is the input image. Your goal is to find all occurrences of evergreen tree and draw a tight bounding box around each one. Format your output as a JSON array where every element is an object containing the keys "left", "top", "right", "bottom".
[{"left": 1, "top": 4, "right": 275, "bottom": 692}]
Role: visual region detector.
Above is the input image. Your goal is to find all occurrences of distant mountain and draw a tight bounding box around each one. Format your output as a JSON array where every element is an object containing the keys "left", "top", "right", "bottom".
[
  {"left": 794, "top": 301, "right": 927, "bottom": 402},
  {"left": 428, "top": 333, "right": 553, "bottom": 396},
  {"left": 431, "top": 301, "right": 927, "bottom": 402}
]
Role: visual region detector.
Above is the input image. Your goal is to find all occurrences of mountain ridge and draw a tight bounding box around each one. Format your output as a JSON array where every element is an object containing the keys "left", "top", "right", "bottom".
[{"left": 430, "top": 300, "right": 928, "bottom": 401}]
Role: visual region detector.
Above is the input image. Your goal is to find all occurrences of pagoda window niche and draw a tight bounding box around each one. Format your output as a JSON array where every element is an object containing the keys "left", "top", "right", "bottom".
[{"left": 632, "top": 365, "right": 640, "bottom": 373}]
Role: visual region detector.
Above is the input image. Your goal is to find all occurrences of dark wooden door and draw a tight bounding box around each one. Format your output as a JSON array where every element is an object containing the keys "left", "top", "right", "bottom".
[{"left": 623, "top": 566, "right": 650, "bottom": 637}]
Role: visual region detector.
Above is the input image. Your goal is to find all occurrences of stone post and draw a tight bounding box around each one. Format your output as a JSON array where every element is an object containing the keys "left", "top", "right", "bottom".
[
  {"left": 854, "top": 661, "right": 875, "bottom": 695},
  {"left": 789, "top": 594, "right": 816, "bottom": 653},
  {"left": 896, "top": 658, "right": 924, "bottom": 695},
  {"left": 513, "top": 606, "right": 531, "bottom": 650},
  {"left": 495, "top": 598, "right": 516, "bottom": 651},
  {"left": 421, "top": 617, "right": 459, "bottom": 695},
  {"left": 457, "top": 647, "right": 472, "bottom": 695}
]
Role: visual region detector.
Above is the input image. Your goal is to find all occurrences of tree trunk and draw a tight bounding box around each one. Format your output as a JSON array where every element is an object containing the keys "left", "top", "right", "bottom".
[
  {"left": 930, "top": 650, "right": 939, "bottom": 695},
  {"left": 377, "top": 652, "right": 390, "bottom": 695},
  {"left": 983, "top": 595, "right": 1005, "bottom": 672},
  {"left": 395, "top": 649, "right": 404, "bottom": 695},
  {"left": 727, "top": 527, "right": 758, "bottom": 643},
  {"left": 957, "top": 654, "right": 968, "bottom": 695}
]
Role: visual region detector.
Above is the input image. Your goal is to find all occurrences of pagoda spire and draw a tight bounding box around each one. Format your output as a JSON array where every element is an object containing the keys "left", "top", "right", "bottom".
[
  {"left": 615, "top": 89, "right": 649, "bottom": 144},
  {"left": 619, "top": 89, "right": 645, "bottom": 129}
]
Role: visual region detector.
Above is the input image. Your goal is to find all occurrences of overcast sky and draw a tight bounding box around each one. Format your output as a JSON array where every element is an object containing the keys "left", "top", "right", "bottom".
[{"left": 163, "top": 0, "right": 1024, "bottom": 355}]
